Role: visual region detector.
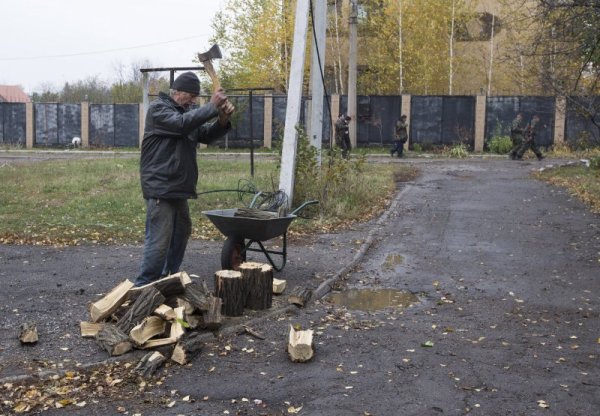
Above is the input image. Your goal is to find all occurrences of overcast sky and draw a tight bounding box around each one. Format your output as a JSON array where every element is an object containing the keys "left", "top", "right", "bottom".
[{"left": 0, "top": 0, "right": 227, "bottom": 94}]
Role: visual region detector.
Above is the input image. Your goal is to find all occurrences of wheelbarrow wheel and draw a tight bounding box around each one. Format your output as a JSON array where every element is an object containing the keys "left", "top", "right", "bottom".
[{"left": 221, "top": 237, "right": 246, "bottom": 271}]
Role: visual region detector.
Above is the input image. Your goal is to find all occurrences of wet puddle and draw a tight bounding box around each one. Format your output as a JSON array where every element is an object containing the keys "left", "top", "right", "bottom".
[
  {"left": 328, "top": 289, "right": 418, "bottom": 312},
  {"left": 382, "top": 253, "right": 404, "bottom": 271}
]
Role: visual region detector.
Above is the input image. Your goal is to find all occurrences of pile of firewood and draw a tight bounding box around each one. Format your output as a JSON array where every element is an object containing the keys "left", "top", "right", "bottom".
[
  {"left": 80, "top": 263, "right": 285, "bottom": 372},
  {"left": 80, "top": 261, "right": 315, "bottom": 374}
]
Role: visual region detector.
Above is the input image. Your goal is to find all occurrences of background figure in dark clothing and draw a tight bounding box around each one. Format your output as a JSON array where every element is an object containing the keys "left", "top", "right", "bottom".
[
  {"left": 135, "top": 72, "right": 233, "bottom": 287},
  {"left": 335, "top": 114, "right": 351, "bottom": 159},
  {"left": 391, "top": 114, "right": 408, "bottom": 157},
  {"left": 508, "top": 112, "right": 524, "bottom": 160},
  {"left": 516, "top": 114, "right": 544, "bottom": 161}
]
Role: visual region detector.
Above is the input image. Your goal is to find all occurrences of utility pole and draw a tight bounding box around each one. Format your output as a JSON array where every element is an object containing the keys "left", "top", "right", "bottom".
[
  {"left": 347, "top": 0, "right": 358, "bottom": 150},
  {"left": 279, "top": 0, "right": 310, "bottom": 207},
  {"left": 309, "top": 0, "right": 327, "bottom": 165}
]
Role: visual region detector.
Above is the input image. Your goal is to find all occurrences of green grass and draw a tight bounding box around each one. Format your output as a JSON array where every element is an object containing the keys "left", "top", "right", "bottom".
[{"left": 0, "top": 157, "right": 410, "bottom": 245}]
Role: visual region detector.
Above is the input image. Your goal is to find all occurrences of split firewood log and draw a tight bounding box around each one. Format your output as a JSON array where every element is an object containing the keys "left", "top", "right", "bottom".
[
  {"left": 129, "top": 316, "right": 167, "bottom": 347},
  {"left": 234, "top": 207, "right": 279, "bottom": 219},
  {"left": 96, "top": 324, "right": 132, "bottom": 356},
  {"left": 117, "top": 286, "right": 165, "bottom": 334},
  {"left": 134, "top": 351, "right": 166, "bottom": 377},
  {"left": 287, "top": 324, "right": 314, "bottom": 363},
  {"left": 170, "top": 306, "right": 186, "bottom": 341},
  {"left": 127, "top": 272, "right": 191, "bottom": 301},
  {"left": 19, "top": 322, "right": 38, "bottom": 344},
  {"left": 287, "top": 287, "right": 312, "bottom": 307},
  {"left": 171, "top": 332, "right": 204, "bottom": 365},
  {"left": 181, "top": 282, "right": 212, "bottom": 312},
  {"left": 80, "top": 322, "right": 105, "bottom": 338},
  {"left": 272, "top": 278, "right": 287, "bottom": 295},
  {"left": 89, "top": 279, "right": 134, "bottom": 323},
  {"left": 153, "top": 304, "right": 176, "bottom": 321},
  {"left": 201, "top": 296, "right": 223, "bottom": 330}
]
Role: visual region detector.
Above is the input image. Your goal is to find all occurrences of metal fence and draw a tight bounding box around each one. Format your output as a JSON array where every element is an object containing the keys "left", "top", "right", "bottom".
[{"left": 1, "top": 95, "right": 599, "bottom": 149}]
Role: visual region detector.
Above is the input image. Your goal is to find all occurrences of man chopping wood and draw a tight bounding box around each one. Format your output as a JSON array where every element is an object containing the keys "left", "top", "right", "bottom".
[{"left": 135, "top": 71, "right": 234, "bottom": 287}]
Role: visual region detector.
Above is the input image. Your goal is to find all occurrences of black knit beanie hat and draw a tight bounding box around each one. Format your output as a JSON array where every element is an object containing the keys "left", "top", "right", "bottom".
[{"left": 171, "top": 72, "right": 200, "bottom": 95}]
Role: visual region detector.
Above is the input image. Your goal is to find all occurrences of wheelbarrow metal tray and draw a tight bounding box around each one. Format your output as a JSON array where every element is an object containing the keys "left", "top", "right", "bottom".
[{"left": 203, "top": 209, "right": 297, "bottom": 241}]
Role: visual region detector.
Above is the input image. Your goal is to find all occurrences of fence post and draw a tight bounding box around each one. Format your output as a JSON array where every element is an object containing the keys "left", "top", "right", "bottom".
[
  {"left": 554, "top": 96, "right": 566, "bottom": 145},
  {"left": 401, "top": 94, "right": 411, "bottom": 150},
  {"left": 81, "top": 101, "right": 89, "bottom": 148},
  {"left": 25, "top": 102, "right": 34, "bottom": 149},
  {"left": 263, "top": 91, "right": 273, "bottom": 149},
  {"left": 138, "top": 103, "right": 144, "bottom": 148},
  {"left": 474, "top": 95, "right": 486, "bottom": 152}
]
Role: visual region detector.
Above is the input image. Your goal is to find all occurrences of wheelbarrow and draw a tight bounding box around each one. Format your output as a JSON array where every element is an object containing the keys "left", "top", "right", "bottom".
[{"left": 202, "top": 200, "right": 318, "bottom": 272}]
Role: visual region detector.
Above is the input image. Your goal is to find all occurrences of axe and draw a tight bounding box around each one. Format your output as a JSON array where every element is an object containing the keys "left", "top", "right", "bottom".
[
  {"left": 198, "top": 44, "right": 223, "bottom": 91},
  {"left": 198, "top": 44, "right": 234, "bottom": 113}
]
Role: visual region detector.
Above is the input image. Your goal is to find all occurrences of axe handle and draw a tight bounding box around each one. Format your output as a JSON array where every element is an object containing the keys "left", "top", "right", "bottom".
[{"left": 201, "top": 59, "right": 221, "bottom": 92}]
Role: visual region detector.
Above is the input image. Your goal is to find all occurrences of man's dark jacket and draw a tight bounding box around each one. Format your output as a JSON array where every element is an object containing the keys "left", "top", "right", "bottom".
[{"left": 140, "top": 92, "right": 230, "bottom": 200}]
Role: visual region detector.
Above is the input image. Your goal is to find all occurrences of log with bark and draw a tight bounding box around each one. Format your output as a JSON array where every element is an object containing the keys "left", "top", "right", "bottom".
[
  {"left": 96, "top": 324, "right": 132, "bottom": 356},
  {"left": 201, "top": 296, "right": 223, "bottom": 330},
  {"left": 171, "top": 332, "right": 204, "bottom": 365},
  {"left": 240, "top": 262, "right": 273, "bottom": 310},
  {"left": 127, "top": 271, "right": 191, "bottom": 301},
  {"left": 234, "top": 207, "right": 279, "bottom": 219},
  {"left": 89, "top": 279, "right": 134, "bottom": 323},
  {"left": 214, "top": 270, "right": 245, "bottom": 316},
  {"left": 19, "top": 322, "right": 38, "bottom": 344},
  {"left": 181, "top": 282, "right": 212, "bottom": 312},
  {"left": 116, "top": 286, "right": 165, "bottom": 334},
  {"left": 287, "top": 324, "right": 314, "bottom": 363},
  {"left": 134, "top": 351, "right": 166, "bottom": 377},
  {"left": 287, "top": 287, "right": 312, "bottom": 308}
]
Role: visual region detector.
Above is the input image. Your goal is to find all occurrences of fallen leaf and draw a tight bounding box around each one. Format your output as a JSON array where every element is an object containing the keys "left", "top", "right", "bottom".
[
  {"left": 537, "top": 400, "right": 550, "bottom": 409},
  {"left": 421, "top": 341, "right": 434, "bottom": 348},
  {"left": 288, "top": 405, "right": 303, "bottom": 414}
]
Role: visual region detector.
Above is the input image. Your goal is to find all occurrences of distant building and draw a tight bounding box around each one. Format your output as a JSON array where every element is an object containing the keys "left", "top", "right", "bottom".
[{"left": 0, "top": 85, "right": 30, "bottom": 103}]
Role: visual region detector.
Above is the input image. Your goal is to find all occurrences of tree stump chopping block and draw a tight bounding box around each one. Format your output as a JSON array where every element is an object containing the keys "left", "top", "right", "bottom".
[
  {"left": 240, "top": 262, "right": 273, "bottom": 310},
  {"left": 214, "top": 270, "right": 245, "bottom": 316}
]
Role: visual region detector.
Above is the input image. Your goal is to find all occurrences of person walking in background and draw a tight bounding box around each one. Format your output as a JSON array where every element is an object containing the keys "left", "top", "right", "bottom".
[
  {"left": 335, "top": 114, "right": 352, "bottom": 159},
  {"left": 508, "top": 112, "right": 525, "bottom": 160},
  {"left": 516, "top": 114, "right": 544, "bottom": 161},
  {"left": 391, "top": 114, "right": 408, "bottom": 158},
  {"left": 135, "top": 71, "right": 234, "bottom": 287}
]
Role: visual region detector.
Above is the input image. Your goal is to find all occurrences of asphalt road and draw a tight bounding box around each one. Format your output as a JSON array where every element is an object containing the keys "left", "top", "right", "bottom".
[{"left": 0, "top": 157, "right": 599, "bottom": 416}]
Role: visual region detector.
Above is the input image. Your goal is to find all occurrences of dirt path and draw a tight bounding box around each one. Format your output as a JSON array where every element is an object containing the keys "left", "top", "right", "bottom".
[{"left": 1, "top": 158, "right": 599, "bottom": 415}]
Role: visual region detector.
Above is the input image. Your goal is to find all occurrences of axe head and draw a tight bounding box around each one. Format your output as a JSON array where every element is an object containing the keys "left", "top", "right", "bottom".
[{"left": 198, "top": 44, "right": 222, "bottom": 62}]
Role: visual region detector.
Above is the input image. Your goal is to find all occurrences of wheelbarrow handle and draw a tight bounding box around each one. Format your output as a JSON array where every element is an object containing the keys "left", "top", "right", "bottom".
[{"left": 290, "top": 200, "right": 319, "bottom": 216}]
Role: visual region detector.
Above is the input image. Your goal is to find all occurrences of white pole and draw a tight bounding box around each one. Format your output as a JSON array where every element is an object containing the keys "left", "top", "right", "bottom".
[
  {"left": 348, "top": 0, "right": 358, "bottom": 149},
  {"left": 309, "top": 0, "right": 327, "bottom": 164},
  {"left": 279, "top": 0, "right": 310, "bottom": 208}
]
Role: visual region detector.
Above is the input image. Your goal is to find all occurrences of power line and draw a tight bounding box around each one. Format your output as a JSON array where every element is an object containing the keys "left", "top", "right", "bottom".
[{"left": 0, "top": 34, "right": 211, "bottom": 62}]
